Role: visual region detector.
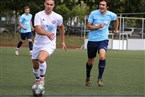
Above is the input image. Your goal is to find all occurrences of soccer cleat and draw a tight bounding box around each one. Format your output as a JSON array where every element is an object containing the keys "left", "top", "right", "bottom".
[
  {"left": 97, "top": 79, "right": 104, "bottom": 87},
  {"left": 15, "top": 48, "right": 19, "bottom": 55},
  {"left": 85, "top": 78, "right": 91, "bottom": 86},
  {"left": 30, "top": 50, "right": 32, "bottom": 56}
]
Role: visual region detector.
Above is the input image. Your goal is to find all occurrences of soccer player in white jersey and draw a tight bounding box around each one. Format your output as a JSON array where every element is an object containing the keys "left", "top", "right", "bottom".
[
  {"left": 15, "top": 6, "right": 34, "bottom": 55},
  {"left": 85, "top": 0, "right": 119, "bottom": 87},
  {"left": 31, "top": 0, "right": 66, "bottom": 89}
]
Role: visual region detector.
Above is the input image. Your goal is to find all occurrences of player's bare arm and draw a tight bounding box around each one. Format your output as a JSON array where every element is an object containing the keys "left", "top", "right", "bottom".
[
  {"left": 35, "top": 25, "right": 54, "bottom": 40},
  {"left": 114, "top": 18, "right": 119, "bottom": 33},
  {"left": 58, "top": 24, "right": 67, "bottom": 51},
  {"left": 87, "top": 22, "right": 105, "bottom": 30},
  {"left": 30, "top": 21, "right": 34, "bottom": 31},
  {"left": 19, "top": 22, "right": 27, "bottom": 30}
]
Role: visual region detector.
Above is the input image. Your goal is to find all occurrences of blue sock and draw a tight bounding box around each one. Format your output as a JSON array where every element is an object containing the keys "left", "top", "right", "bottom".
[
  {"left": 98, "top": 60, "right": 106, "bottom": 80},
  {"left": 29, "top": 42, "right": 33, "bottom": 51},
  {"left": 86, "top": 63, "right": 93, "bottom": 78},
  {"left": 17, "top": 41, "right": 23, "bottom": 48}
]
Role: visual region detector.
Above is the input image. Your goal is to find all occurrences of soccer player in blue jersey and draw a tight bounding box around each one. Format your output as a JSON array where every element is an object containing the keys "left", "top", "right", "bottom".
[
  {"left": 15, "top": 6, "right": 34, "bottom": 55},
  {"left": 85, "top": 0, "right": 119, "bottom": 87}
]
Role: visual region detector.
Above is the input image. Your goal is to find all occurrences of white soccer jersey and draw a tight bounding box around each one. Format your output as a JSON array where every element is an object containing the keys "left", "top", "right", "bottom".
[{"left": 34, "top": 10, "right": 63, "bottom": 45}]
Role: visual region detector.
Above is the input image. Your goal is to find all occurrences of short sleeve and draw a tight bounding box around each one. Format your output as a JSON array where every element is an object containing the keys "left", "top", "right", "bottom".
[
  {"left": 111, "top": 13, "right": 117, "bottom": 21},
  {"left": 30, "top": 14, "right": 32, "bottom": 20},
  {"left": 19, "top": 15, "right": 24, "bottom": 23},
  {"left": 34, "top": 13, "right": 41, "bottom": 26},
  {"left": 57, "top": 15, "right": 63, "bottom": 26},
  {"left": 88, "top": 12, "right": 93, "bottom": 24}
]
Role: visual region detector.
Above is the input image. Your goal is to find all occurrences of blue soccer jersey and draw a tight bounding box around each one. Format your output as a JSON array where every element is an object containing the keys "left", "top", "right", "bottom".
[
  {"left": 19, "top": 13, "right": 32, "bottom": 33},
  {"left": 88, "top": 9, "right": 117, "bottom": 41}
]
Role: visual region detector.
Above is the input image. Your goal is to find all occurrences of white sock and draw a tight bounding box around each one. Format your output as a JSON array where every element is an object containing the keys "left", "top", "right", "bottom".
[
  {"left": 39, "top": 61, "right": 47, "bottom": 77},
  {"left": 33, "top": 68, "right": 40, "bottom": 80},
  {"left": 16, "top": 48, "right": 19, "bottom": 50}
]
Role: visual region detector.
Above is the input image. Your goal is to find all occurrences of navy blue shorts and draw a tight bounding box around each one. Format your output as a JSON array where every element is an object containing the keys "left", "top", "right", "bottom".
[
  {"left": 21, "top": 32, "right": 32, "bottom": 40},
  {"left": 87, "top": 40, "right": 109, "bottom": 59}
]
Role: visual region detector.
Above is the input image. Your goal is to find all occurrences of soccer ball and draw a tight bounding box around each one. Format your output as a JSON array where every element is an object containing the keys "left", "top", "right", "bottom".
[{"left": 32, "top": 84, "right": 45, "bottom": 96}]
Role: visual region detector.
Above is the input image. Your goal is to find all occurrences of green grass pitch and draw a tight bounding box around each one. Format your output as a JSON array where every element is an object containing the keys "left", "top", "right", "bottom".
[{"left": 0, "top": 47, "right": 145, "bottom": 97}]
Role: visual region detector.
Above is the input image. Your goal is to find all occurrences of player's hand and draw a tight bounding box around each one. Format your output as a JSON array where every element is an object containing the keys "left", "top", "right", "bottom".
[
  {"left": 23, "top": 28, "right": 27, "bottom": 30},
  {"left": 47, "top": 33, "right": 55, "bottom": 40},
  {"left": 62, "top": 42, "right": 67, "bottom": 51},
  {"left": 99, "top": 23, "right": 105, "bottom": 28}
]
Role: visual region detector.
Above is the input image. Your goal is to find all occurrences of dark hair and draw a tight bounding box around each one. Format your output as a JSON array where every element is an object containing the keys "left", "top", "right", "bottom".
[
  {"left": 99, "top": 0, "right": 110, "bottom": 7},
  {"left": 24, "top": 6, "right": 30, "bottom": 10}
]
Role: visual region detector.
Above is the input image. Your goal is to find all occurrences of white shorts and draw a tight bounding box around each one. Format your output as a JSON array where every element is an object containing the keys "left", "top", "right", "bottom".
[{"left": 31, "top": 43, "right": 56, "bottom": 59}]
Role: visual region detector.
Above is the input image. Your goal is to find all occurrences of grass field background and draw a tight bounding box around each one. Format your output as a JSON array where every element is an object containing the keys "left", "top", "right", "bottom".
[
  {"left": 0, "top": 47, "right": 144, "bottom": 97},
  {"left": 0, "top": 34, "right": 84, "bottom": 48}
]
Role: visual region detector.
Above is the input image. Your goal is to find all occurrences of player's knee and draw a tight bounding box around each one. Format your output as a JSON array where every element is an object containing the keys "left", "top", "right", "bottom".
[
  {"left": 28, "top": 39, "right": 32, "bottom": 42},
  {"left": 99, "top": 55, "right": 105, "bottom": 60},
  {"left": 88, "top": 61, "right": 93, "bottom": 65},
  {"left": 32, "top": 59, "right": 39, "bottom": 69},
  {"left": 99, "top": 49, "right": 106, "bottom": 60},
  {"left": 38, "top": 58, "right": 45, "bottom": 63},
  {"left": 33, "top": 65, "right": 39, "bottom": 69},
  {"left": 87, "top": 59, "right": 94, "bottom": 65},
  {"left": 20, "top": 40, "right": 24, "bottom": 43}
]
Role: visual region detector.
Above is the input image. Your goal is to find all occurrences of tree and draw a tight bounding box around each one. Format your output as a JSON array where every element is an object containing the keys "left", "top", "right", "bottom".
[
  {"left": 55, "top": 4, "right": 71, "bottom": 22},
  {"left": 0, "top": 0, "right": 145, "bottom": 22},
  {"left": 72, "top": 1, "right": 89, "bottom": 22}
]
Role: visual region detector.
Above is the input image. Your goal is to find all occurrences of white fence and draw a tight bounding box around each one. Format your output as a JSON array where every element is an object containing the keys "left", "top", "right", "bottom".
[
  {"left": 84, "top": 39, "right": 145, "bottom": 50},
  {"left": 109, "top": 39, "right": 145, "bottom": 50}
]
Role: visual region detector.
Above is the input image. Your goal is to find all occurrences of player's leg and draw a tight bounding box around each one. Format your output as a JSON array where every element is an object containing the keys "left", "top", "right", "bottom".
[
  {"left": 32, "top": 51, "right": 48, "bottom": 85},
  {"left": 31, "top": 46, "right": 48, "bottom": 95},
  {"left": 97, "top": 40, "right": 108, "bottom": 87},
  {"left": 32, "top": 45, "right": 41, "bottom": 84},
  {"left": 97, "top": 49, "right": 106, "bottom": 87},
  {"left": 85, "top": 41, "right": 97, "bottom": 86},
  {"left": 38, "top": 44, "right": 55, "bottom": 87},
  {"left": 27, "top": 32, "right": 33, "bottom": 55},
  {"left": 15, "top": 33, "right": 25, "bottom": 55},
  {"left": 39, "top": 61, "right": 47, "bottom": 86},
  {"left": 32, "top": 59, "right": 42, "bottom": 96},
  {"left": 38, "top": 50, "right": 49, "bottom": 87},
  {"left": 85, "top": 58, "right": 95, "bottom": 86},
  {"left": 32, "top": 59, "right": 40, "bottom": 83}
]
